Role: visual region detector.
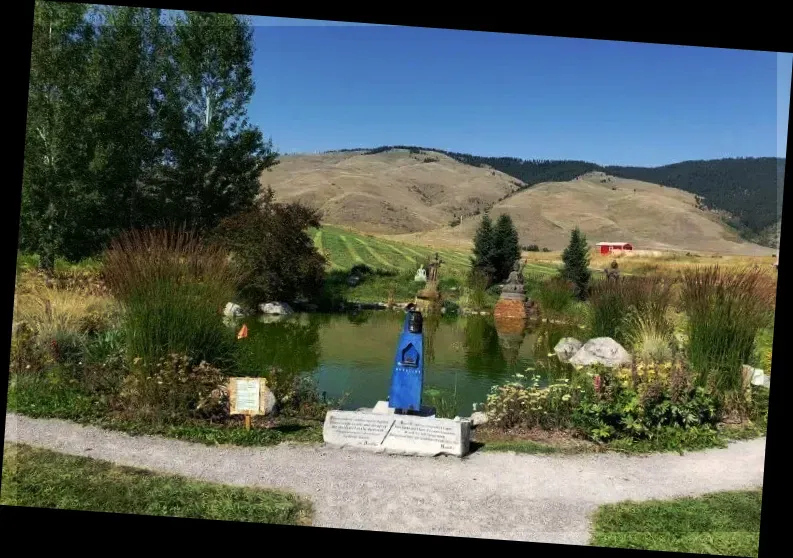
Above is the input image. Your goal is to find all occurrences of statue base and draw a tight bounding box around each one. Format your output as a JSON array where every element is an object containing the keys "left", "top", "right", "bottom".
[{"left": 494, "top": 297, "right": 528, "bottom": 320}]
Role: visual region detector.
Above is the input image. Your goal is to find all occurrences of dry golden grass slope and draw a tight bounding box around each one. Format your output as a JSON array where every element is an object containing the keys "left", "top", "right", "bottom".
[
  {"left": 390, "top": 172, "right": 775, "bottom": 256},
  {"left": 261, "top": 153, "right": 775, "bottom": 257},
  {"left": 260, "top": 149, "right": 522, "bottom": 234}
]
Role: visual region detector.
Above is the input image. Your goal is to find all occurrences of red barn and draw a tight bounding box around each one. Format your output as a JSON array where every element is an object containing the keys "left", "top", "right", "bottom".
[{"left": 596, "top": 242, "right": 633, "bottom": 255}]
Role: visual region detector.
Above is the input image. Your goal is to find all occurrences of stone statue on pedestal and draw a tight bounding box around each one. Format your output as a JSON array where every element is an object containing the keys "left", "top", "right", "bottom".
[
  {"left": 604, "top": 260, "right": 620, "bottom": 281},
  {"left": 500, "top": 259, "right": 526, "bottom": 300}
]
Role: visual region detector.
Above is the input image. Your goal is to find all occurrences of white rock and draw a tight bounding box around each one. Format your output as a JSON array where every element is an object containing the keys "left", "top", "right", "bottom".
[
  {"left": 223, "top": 302, "right": 245, "bottom": 318},
  {"left": 372, "top": 400, "right": 395, "bottom": 415},
  {"left": 261, "top": 385, "right": 277, "bottom": 414},
  {"left": 568, "top": 337, "right": 632, "bottom": 368},
  {"left": 259, "top": 302, "right": 294, "bottom": 315},
  {"left": 554, "top": 338, "right": 583, "bottom": 363},
  {"left": 470, "top": 411, "right": 488, "bottom": 427}
]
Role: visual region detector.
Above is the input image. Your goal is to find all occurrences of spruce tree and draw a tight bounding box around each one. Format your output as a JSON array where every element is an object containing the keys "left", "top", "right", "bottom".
[
  {"left": 561, "top": 227, "right": 591, "bottom": 300},
  {"left": 492, "top": 213, "right": 521, "bottom": 283},
  {"left": 471, "top": 214, "right": 495, "bottom": 281}
]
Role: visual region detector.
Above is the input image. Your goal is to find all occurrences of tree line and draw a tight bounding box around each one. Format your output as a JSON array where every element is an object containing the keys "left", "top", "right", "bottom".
[{"left": 22, "top": 2, "right": 277, "bottom": 272}]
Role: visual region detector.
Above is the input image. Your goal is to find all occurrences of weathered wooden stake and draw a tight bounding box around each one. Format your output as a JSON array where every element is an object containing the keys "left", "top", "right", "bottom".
[{"left": 244, "top": 415, "right": 251, "bottom": 431}]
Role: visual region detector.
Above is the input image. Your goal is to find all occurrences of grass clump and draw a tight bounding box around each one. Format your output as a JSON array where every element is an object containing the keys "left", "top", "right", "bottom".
[
  {"left": 1, "top": 443, "right": 312, "bottom": 526},
  {"left": 103, "top": 228, "right": 238, "bottom": 369},
  {"left": 588, "top": 276, "right": 675, "bottom": 347},
  {"left": 590, "top": 489, "right": 762, "bottom": 557},
  {"left": 534, "top": 276, "right": 575, "bottom": 317},
  {"left": 680, "top": 266, "right": 775, "bottom": 398}
]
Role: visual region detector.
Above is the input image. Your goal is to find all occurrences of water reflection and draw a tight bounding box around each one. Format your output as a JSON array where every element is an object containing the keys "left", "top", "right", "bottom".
[{"left": 237, "top": 311, "right": 571, "bottom": 415}]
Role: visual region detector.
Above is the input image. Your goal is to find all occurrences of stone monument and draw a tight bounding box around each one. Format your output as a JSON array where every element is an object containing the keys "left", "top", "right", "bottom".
[
  {"left": 416, "top": 253, "right": 443, "bottom": 312},
  {"left": 322, "top": 307, "right": 471, "bottom": 457},
  {"left": 494, "top": 259, "right": 532, "bottom": 321}
]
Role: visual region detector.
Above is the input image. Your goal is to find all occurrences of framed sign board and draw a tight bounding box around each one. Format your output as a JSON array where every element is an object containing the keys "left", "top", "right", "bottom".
[{"left": 228, "top": 377, "right": 269, "bottom": 417}]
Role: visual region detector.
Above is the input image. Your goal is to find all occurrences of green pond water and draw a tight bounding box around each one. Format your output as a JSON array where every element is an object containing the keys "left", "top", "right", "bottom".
[{"left": 234, "top": 310, "right": 579, "bottom": 416}]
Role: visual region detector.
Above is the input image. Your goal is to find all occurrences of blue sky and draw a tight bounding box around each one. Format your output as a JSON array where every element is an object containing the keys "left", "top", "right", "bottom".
[{"left": 247, "top": 17, "right": 791, "bottom": 167}]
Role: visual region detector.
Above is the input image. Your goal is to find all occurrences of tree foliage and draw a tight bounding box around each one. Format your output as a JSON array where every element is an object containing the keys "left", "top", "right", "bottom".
[
  {"left": 492, "top": 214, "right": 521, "bottom": 282},
  {"left": 471, "top": 214, "right": 495, "bottom": 280},
  {"left": 212, "top": 187, "right": 326, "bottom": 307},
  {"left": 21, "top": 3, "right": 277, "bottom": 271},
  {"left": 471, "top": 213, "right": 520, "bottom": 284},
  {"left": 561, "top": 227, "right": 591, "bottom": 301}
]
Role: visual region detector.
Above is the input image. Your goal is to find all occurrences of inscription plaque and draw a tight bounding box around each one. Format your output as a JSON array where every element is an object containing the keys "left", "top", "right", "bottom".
[{"left": 323, "top": 410, "right": 471, "bottom": 457}]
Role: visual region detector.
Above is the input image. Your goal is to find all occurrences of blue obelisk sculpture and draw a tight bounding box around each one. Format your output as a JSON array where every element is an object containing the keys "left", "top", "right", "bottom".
[{"left": 388, "top": 308, "right": 424, "bottom": 412}]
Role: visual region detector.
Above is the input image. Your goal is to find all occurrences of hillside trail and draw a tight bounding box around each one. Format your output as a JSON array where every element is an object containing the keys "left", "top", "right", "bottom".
[{"left": 4, "top": 413, "right": 765, "bottom": 546}]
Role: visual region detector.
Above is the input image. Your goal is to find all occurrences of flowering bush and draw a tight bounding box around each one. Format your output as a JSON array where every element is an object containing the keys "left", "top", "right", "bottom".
[
  {"left": 484, "top": 373, "right": 588, "bottom": 430},
  {"left": 117, "top": 353, "right": 228, "bottom": 422},
  {"left": 572, "top": 360, "right": 722, "bottom": 442}
]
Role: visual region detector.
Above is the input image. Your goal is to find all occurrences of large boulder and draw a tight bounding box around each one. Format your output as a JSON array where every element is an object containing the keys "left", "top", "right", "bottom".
[
  {"left": 223, "top": 302, "right": 245, "bottom": 318},
  {"left": 554, "top": 338, "right": 583, "bottom": 363},
  {"left": 569, "top": 337, "right": 632, "bottom": 368},
  {"left": 261, "top": 384, "right": 277, "bottom": 415},
  {"left": 259, "top": 302, "right": 294, "bottom": 315}
]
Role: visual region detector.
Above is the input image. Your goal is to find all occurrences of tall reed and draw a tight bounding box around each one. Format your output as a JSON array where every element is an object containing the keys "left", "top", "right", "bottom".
[
  {"left": 534, "top": 276, "right": 575, "bottom": 317},
  {"left": 103, "top": 228, "right": 238, "bottom": 369},
  {"left": 588, "top": 276, "right": 675, "bottom": 346},
  {"left": 680, "top": 265, "right": 776, "bottom": 394}
]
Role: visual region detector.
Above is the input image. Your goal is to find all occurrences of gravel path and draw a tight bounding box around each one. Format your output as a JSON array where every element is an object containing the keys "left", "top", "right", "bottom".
[{"left": 4, "top": 413, "right": 765, "bottom": 546}]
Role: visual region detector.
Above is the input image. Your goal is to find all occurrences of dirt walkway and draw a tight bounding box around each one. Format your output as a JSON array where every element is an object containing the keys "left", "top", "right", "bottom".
[{"left": 4, "top": 413, "right": 766, "bottom": 546}]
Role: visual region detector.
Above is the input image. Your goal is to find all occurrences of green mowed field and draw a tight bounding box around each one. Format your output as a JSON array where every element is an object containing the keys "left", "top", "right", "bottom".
[
  {"left": 311, "top": 226, "right": 560, "bottom": 277},
  {"left": 312, "top": 226, "right": 473, "bottom": 275}
]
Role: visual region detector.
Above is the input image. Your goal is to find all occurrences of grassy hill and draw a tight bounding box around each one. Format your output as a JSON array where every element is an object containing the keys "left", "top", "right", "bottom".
[
  {"left": 265, "top": 148, "right": 776, "bottom": 256},
  {"left": 261, "top": 148, "right": 522, "bottom": 235},
  {"left": 390, "top": 172, "right": 774, "bottom": 255},
  {"left": 308, "top": 146, "right": 783, "bottom": 247}
]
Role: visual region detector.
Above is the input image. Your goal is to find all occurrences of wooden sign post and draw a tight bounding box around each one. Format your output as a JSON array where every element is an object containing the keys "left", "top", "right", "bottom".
[{"left": 228, "top": 377, "right": 270, "bottom": 430}]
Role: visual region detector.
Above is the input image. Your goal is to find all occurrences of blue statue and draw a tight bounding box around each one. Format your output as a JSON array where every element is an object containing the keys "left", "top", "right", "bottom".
[{"left": 388, "top": 306, "right": 424, "bottom": 412}]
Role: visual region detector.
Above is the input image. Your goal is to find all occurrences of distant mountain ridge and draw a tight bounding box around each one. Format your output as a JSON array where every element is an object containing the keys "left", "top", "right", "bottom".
[{"left": 325, "top": 146, "right": 784, "bottom": 246}]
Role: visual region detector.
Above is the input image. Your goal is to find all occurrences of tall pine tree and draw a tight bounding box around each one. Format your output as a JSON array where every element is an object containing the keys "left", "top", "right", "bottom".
[
  {"left": 492, "top": 213, "right": 521, "bottom": 282},
  {"left": 561, "top": 227, "right": 591, "bottom": 300},
  {"left": 471, "top": 214, "right": 495, "bottom": 280}
]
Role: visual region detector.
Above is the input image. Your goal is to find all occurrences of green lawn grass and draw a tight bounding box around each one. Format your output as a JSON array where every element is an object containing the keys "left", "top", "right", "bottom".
[
  {"left": 1, "top": 443, "right": 312, "bottom": 525},
  {"left": 590, "top": 489, "right": 763, "bottom": 557}
]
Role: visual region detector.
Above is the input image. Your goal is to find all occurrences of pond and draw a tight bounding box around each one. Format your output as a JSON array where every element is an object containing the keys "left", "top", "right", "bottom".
[{"left": 234, "top": 310, "right": 580, "bottom": 417}]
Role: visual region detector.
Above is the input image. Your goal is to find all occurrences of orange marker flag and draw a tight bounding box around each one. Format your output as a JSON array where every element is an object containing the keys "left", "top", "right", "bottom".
[{"left": 237, "top": 324, "right": 248, "bottom": 340}]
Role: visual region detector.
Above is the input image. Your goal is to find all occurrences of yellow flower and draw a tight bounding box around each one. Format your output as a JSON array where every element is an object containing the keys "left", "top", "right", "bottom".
[{"left": 561, "top": 394, "right": 571, "bottom": 402}]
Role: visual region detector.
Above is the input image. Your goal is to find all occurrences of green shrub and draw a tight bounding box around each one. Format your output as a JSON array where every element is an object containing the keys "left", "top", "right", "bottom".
[
  {"left": 680, "top": 266, "right": 775, "bottom": 397},
  {"left": 572, "top": 361, "right": 721, "bottom": 443},
  {"left": 212, "top": 188, "right": 326, "bottom": 308},
  {"left": 534, "top": 277, "right": 575, "bottom": 316},
  {"left": 103, "top": 228, "right": 237, "bottom": 368},
  {"left": 484, "top": 374, "right": 587, "bottom": 430},
  {"left": 265, "top": 367, "right": 339, "bottom": 421}
]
